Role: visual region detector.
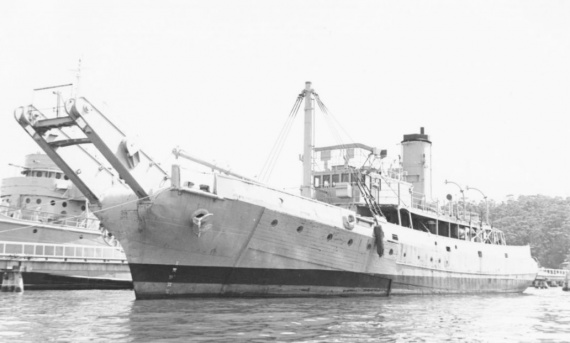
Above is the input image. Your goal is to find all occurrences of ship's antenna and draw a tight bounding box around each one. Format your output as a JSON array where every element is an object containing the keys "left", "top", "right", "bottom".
[{"left": 73, "top": 58, "right": 82, "bottom": 97}]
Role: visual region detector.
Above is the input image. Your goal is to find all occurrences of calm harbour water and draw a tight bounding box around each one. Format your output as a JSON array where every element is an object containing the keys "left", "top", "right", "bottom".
[{"left": 1, "top": 288, "right": 569, "bottom": 342}]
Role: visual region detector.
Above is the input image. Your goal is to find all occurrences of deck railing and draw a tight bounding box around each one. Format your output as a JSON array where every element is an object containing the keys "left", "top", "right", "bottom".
[
  {"left": 0, "top": 204, "right": 99, "bottom": 230},
  {"left": 0, "top": 240, "right": 126, "bottom": 261}
]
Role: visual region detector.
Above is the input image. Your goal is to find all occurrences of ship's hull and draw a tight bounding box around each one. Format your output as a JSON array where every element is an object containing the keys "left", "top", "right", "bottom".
[
  {"left": 0, "top": 259, "right": 132, "bottom": 290},
  {"left": 98, "top": 176, "right": 537, "bottom": 299},
  {"left": 0, "top": 217, "right": 132, "bottom": 290},
  {"left": 129, "top": 264, "right": 392, "bottom": 299},
  {"left": 127, "top": 264, "right": 531, "bottom": 299}
]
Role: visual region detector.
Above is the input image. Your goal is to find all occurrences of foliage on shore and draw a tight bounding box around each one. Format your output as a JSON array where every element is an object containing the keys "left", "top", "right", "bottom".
[{"left": 488, "top": 195, "right": 570, "bottom": 268}]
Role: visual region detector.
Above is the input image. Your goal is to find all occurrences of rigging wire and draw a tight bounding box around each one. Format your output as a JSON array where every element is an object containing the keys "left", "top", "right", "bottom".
[
  {"left": 257, "top": 94, "right": 303, "bottom": 183},
  {"left": 314, "top": 94, "right": 384, "bottom": 221}
]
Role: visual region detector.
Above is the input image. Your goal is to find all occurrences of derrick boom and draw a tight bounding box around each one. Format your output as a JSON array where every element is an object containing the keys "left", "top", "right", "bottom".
[{"left": 15, "top": 97, "right": 169, "bottom": 205}]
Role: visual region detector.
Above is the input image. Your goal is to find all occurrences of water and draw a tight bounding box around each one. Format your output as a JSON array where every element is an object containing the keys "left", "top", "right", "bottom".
[{"left": 1, "top": 288, "right": 569, "bottom": 342}]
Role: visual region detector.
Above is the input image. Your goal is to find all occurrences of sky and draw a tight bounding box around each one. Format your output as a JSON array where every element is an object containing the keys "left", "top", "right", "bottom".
[{"left": 0, "top": 0, "right": 569, "bottom": 203}]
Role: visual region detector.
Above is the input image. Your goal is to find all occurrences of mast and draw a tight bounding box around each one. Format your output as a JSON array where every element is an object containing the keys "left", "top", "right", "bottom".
[{"left": 301, "top": 81, "right": 314, "bottom": 198}]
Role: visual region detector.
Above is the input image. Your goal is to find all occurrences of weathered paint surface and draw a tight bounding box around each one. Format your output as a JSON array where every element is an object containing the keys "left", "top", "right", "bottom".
[{"left": 98, "top": 175, "right": 538, "bottom": 299}]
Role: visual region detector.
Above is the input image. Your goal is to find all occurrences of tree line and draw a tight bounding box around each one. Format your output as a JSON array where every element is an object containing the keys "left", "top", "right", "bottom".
[{"left": 486, "top": 195, "right": 570, "bottom": 268}]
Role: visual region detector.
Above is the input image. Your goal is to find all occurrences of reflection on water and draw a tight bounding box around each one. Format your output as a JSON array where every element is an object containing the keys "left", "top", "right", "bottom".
[{"left": 1, "top": 288, "right": 569, "bottom": 342}]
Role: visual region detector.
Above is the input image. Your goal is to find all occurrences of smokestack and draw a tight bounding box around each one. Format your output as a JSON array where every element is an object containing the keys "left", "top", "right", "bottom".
[{"left": 420, "top": 127, "right": 424, "bottom": 134}]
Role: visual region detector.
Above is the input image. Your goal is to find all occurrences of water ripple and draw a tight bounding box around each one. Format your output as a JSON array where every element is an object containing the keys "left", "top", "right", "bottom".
[{"left": 0, "top": 288, "right": 569, "bottom": 342}]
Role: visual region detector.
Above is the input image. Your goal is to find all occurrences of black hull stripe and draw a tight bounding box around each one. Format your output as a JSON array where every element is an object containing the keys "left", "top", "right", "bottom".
[
  {"left": 129, "top": 263, "right": 392, "bottom": 289},
  {"left": 129, "top": 264, "right": 533, "bottom": 295},
  {"left": 20, "top": 272, "right": 133, "bottom": 290}
]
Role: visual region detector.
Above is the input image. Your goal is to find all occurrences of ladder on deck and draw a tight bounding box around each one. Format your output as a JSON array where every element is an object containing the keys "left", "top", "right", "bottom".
[{"left": 15, "top": 98, "right": 169, "bottom": 205}]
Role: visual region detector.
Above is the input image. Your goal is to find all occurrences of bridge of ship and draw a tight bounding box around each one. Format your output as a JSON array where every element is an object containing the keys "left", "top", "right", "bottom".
[{"left": 311, "top": 144, "right": 506, "bottom": 245}]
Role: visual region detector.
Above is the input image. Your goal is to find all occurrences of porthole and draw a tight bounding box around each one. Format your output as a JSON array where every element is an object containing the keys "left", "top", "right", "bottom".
[
  {"left": 418, "top": 256, "right": 420, "bottom": 260},
  {"left": 455, "top": 245, "right": 457, "bottom": 249},
  {"left": 403, "top": 253, "right": 407, "bottom": 257},
  {"left": 50, "top": 200, "right": 56, "bottom": 206},
  {"left": 36, "top": 199, "right": 42, "bottom": 204},
  {"left": 389, "top": 249, "right": 393, "bottom": 255},
  {"left": 81, "top": 205, "right": 86, "bottom": 211},
  {"left": 347, "top": 239, "right": 353, "bottom": 246},
  {"left": 271, "top": 219, "right": 278, "bottom": 227},
  {"left": 62, "top": 202, "right": 67, "bottom": 208},
  {"left": 438, "top": 259, "right": 441, "bottom": 263},
  {"left": 26, "top": 198, "right": 30, "bottom": 204},
  {"left": 430, "top": 257, "right": 433, "bottom": 262},
  {"left": 297, "top": 226, "right": 303, "bottom": 233},
  {"left": 327, "top": 234, "right": 333, "bottom": 241},
  {"left": 33, "top": 229, "right": 38, "bottom": 234},
  {"left": 366, "top": 243, "right": 372, "bottom": 250},
  {"left": 64, "top": 175, "right": 69, "bottom": 180},
  {"left": 434, "top": 241, "right": 437, "bottom": 246}
]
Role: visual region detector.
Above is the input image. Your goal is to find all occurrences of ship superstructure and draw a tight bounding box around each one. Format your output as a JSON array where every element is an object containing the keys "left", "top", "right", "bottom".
[
  {"left": 0, "top": 153, "right": 131, "bottom": 289},
  {"left": 13, "top": 83, "right": 537, "bottom": 298}
]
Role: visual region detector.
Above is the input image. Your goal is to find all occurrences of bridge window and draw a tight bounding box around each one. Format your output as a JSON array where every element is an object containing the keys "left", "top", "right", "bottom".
[
  {"left": 332, "top": 174, "right": 339, "bottom": 187},
  {"left": 64, "top": 175, "right": 69, "bottom": 180},
  {"left": 314, "top": 175, "right": 321, "bottom": 188},
  {"left": 323, "top": 175, "right": 330, "bottom": 187},
  {"left": 36, "top": 172, "right": 42, "bottom": 177},
  {"left": 56, "top": 173, "right": 61, "bottom": 179},
  {"left": 341, "top": 173, "right": 349, "bottom": 182}
]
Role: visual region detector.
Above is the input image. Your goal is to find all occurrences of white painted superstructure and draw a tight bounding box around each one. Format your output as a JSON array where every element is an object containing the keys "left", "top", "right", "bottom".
[{"left": 0, "top": 153, "right": 131, "bottom": 289}]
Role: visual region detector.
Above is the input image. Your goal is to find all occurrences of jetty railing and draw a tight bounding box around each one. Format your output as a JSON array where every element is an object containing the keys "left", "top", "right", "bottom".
[
  {"left": 536, "top": 268, "right": 569, "bottom": 281},
  {"left": 0, "top": 240, "right": 126, "bottom": 262}
]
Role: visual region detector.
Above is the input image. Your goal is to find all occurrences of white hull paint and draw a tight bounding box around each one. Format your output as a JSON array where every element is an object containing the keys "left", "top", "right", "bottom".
[
  {"left": 0, "top": 217, "right": 132, "bottom": 289},
  {"left": 98, "top": 175, "right": 537, "bottom": 299}
]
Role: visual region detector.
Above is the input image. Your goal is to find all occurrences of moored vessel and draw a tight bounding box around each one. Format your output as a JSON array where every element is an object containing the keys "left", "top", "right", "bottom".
[
  {"left": 14, "top": 82, "right": 538, "bottom": 298},
  {"left": 0, "top": 153, "right": 132, "bottom": 290}
]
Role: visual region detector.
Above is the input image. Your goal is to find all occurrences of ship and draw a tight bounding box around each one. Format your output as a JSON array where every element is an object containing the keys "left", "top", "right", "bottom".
[
  {"left": 0, "top": 153, "right": 132, "bottom": 290},
  {"left": 14, "top": 82, "right": 538, "bottom": 298}
]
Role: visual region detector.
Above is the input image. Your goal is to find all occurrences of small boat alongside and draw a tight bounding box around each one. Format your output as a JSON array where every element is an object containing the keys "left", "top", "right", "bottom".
[
  {"left": 0, "top": 153, "right": 132, "bottom": 290},
  {"left": 14, "top": 82, "right": 538, "bottom": 298}
]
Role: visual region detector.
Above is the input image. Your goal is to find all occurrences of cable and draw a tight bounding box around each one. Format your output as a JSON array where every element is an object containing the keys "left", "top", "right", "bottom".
[{"left": 257, "top": 94, "right": 303, "bottom": 182}]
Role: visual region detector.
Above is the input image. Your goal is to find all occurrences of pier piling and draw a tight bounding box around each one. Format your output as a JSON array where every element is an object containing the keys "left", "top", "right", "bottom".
[{"left": 1, "top": 265, "right": 24, "bottom": 293}]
